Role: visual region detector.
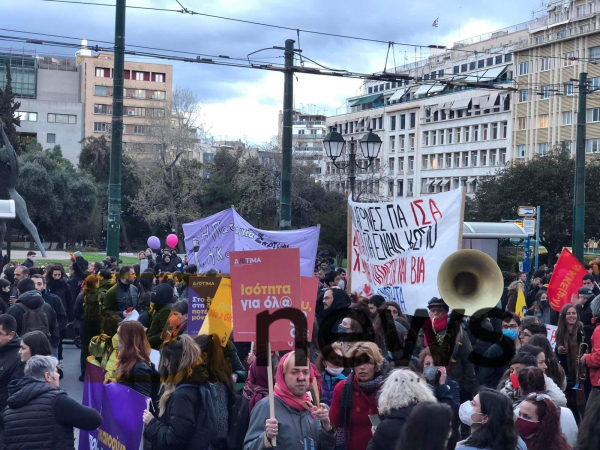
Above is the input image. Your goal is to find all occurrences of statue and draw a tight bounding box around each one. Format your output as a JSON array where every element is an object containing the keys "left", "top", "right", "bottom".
[{"left": 0, "top": 127, "right": 47, "bottom": 257}]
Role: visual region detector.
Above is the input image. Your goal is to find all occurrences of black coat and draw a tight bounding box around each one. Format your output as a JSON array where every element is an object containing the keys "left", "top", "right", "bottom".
[
  {"left": 6, "top": 291, "right": 60, "bottom": 348},
  {"left": 118, "top": 361, "right": 160, "bottom": 411},
  {"left": 3, "top": 378, "right": 102, "bottom": 450},
  {"left": 42, "top": 291, "right": 68, "bottom": 333},
  {"left": 367, "top": 403, "right": 416, "bottom": 450},
  {"left": 0, "top": 336, "right": 24, "bottom": 412},
  {"left": 154, "top": 262, "right": 177, "bottom": 273},
  {"left": 46, "top": 278, "right": 74, "bottom": 322},
  {"left": 143, "top": 365, "right": 218, "bottom": 450}
]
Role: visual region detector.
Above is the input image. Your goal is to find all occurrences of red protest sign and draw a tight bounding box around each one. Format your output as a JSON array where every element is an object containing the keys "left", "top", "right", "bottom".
[
  {"left": 547, "top": 248, "right": 587, "bottom": 311},
  {"left": 231, "top": 248, "right": 302, "bottom": 351},
  {"left": 299, "top": 276, "right": 319, "bottom": 342}
]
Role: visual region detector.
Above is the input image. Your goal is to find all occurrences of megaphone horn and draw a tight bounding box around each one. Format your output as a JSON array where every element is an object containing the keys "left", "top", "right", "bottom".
[{"left": 437, "top": 249, "right": 503, "bottom": 317}]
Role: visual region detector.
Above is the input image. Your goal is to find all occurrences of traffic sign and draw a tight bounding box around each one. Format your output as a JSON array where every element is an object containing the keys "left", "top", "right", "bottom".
[
  {"left": 518, "top": 206, "right": 536, "bottom": 217},
  {"left": 522, "top": 218, "right": 536, "bottom": 236}
]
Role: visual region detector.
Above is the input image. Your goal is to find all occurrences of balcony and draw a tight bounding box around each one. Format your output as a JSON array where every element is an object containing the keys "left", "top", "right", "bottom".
[{"left": 293, "top": 120, "right": 325, "bottom": 126}]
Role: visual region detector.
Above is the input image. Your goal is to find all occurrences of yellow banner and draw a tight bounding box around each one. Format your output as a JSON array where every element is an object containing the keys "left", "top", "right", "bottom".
[
  {"left": 199, "top": 277, "right": 233, "bottom": 347},
  {"left": 515, "top": 283, "right": 527, "bottom": 318}
]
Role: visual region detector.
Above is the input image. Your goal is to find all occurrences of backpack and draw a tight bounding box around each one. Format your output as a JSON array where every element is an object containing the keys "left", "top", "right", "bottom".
[
  {"left": 17, "top": 303, "right": 51, "bottom": 339},
  {"left": 84, "top": 291, "right": 104, "bottom": 324}
]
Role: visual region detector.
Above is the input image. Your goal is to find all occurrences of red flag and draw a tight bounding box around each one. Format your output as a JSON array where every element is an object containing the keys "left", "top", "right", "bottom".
[{"left": 547, "top": 248, "right": 587, "bottom": 311}]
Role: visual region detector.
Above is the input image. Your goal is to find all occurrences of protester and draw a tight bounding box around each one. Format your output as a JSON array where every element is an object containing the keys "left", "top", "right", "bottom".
[
  {"left": 31, "top": 275, "right": 68, "bottom": 356},
  {"left": 243, "top": 350, "right": 335, "bottom": 450},
  {"left": 396, "top": 402, "right": 454, "bottom": 450},
  {"left": 146, "top": 283, "right": 175, "bottom": 350},
  {"left": 456, "top": 387, "right": 526, "bottom": 450},
  {"left": 88, "top": 314, "right": 119, "bottom": 379},
  {"left": 10, "top": 266, "right": 29, "bottom": 299},
  {"left": 45, "top": 264, "right": 74, "bottom": 325},
  {"left": 423, "top": 297, "right": 449, "bottom": 346},
  {"left": 507, "top": 280, "right": 524, "bottom": 314},
  {"left": 581, "top": 295, "right": 600, "bottom": 406},
  {"left": 103, "top": 266, "right": 138, "bottom": 320},
  {"left": 0, "top": 315, "right": 24, "bottom": 415},
  {"left": 366, "top": 368, "right": 437, "bottom": 450},
  {"left": 519, "top": 344, "right": 567, "bottom": 407},
  {"left": 528, "top": 290, "right": 558, "bottom": 326},
  {"left": 575, "top": 390, "right": 600, "bottom": 450},
  {"left": 519, "top": 322, "right": 547, "bottom": 346},
  {"left": 577, "top": 287, "right": 596, "bottom": 343},
  {"left": 161, "top": 300, "right": 188, "bottom": 344},
  {"left": 21, "top": 251, "right": 36, "bottom": 269},
  {"left": 516, "top": 367, "right": 577, "bottom": 447},
  {"left": 330, "top": 342, "right": 384, "bottom": 450},
  {"left": 317, "top": 343, "right": 347, "bottom": 406},
  {"left": 19, "top": 330, "right": 53, "bottom": 363},
  {"left": 75, "top": 274, "right": 104, "bottom": 381},
  {"left": 529, "top": 334, "right": 567, "bottom": 390},
  {"left": 516, "top": 394, "right": 571, "bottom": 450},
  {"left": 419, "top": 346, "right": 460, "bottom": 411},
  {"left": 2, "top": 355, "right": 102, "bottom": 450},
  {"left": 498, "top": 352, "right": 539, "bottom": 407},
  {"left": 0, "top": 279, "right": 10, "bottom": 313},
  {"left": 154, "top": 254, "right": 177, "bottom": 274},
  {"left": 117, "top": 321, "right": 160, "bottom": 406},
  {"left": 316, "top": 288, "right": 351, "bottom": 331}
]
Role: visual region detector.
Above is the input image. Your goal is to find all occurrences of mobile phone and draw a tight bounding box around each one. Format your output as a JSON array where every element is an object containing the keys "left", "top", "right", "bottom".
[
  {"left": 510, "top": 372, "right": 520, "bottom": 390},
  {"left": 368, "top": 414, "right": 381, "bottom": 429}
]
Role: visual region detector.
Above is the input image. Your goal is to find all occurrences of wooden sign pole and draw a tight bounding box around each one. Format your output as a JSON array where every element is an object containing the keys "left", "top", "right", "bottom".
[{"left": 266, "top": 342, "right": 276, "bottom": 447}]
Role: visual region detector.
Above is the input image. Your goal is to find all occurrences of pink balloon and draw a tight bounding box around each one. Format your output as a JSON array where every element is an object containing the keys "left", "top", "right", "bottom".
[{"left": 166, "top": 234, "right": 179, "bottom": 248}]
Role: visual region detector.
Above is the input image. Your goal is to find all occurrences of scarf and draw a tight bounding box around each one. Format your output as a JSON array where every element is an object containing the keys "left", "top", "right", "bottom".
[
  {"left": 423, "top": 313, "right": 448, "bottom": 347},
  {"left": 335, "top": 371, "right": 384, "bottom": 450},
  {"left": 243, "top": 354, "right": 271, "bottom": 413},
  {"left": 273, "top": 352, "right": 314, "bottom": 414},
  {"left": 564, "top": 324, "right": 582, "bottom": 380}
]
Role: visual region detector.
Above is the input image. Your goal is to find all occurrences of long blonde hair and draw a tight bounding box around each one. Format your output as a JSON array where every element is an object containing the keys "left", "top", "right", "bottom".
[
  {"left": 157, "top": 335, "right": 202, "bottom": 416},
  {"left": 377, "top": 369, "right": 437, "bottom": 415}
]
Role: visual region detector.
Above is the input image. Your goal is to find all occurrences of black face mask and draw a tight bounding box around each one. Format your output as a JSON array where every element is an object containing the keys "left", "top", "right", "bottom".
[{"left": 0, "top": 290, "right": 10, "bottom": 302}]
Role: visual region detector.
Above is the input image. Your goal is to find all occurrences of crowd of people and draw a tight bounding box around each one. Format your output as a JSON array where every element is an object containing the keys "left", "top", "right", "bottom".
[{"left": 0, "top": 250, "right": 597, "bottom": 449}]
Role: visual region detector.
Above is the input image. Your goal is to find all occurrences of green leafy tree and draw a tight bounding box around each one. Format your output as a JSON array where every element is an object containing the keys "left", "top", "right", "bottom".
[
  {"left": 471, "top": 148, "right": 600, "bottom": 265},
  {"left": 202, "top": 149, "right": 242, "bottom": 216},
  {"left": 0, "top": 63, "right": 21, "bottom": 154},
  {"left": 315, "top": 204, "right": 348, "bottom": 267}
]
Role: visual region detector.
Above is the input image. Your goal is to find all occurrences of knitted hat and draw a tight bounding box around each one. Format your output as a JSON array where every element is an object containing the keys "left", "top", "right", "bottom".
[
  {"left": 154, "top": 283, "right": 174, "bottom": 305},
  {"left": 591, "top": 295, "right": 600, "bottom": 318},
  {"left": 74, "top": 251, "right": 83, "bottom": 258}
]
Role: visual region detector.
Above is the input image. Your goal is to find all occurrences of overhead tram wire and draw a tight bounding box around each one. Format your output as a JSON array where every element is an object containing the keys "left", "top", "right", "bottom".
[{"left": 40, "top": 0, "right": 600, "bottom": 64}]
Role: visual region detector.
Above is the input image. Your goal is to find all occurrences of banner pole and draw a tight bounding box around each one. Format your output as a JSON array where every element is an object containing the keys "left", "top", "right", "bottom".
[
  {"left": 346, "top": 193, "right": 352, "bottom": 293},
  {"left": 458, "top": 187, "right": 466, "bottom": 250},
  {"left": 267, "top": 342, "right": 276, "bottom": 447}
]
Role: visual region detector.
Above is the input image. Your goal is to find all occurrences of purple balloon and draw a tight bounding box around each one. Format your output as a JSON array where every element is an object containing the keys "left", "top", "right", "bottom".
[{"left": 147, "top": 236, "right": 160, "bottom": 249}]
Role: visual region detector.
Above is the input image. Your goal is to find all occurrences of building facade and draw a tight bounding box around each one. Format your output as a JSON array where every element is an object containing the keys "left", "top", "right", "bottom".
[
  {"left": 1, "top": 52, "right": 84, "bottom": 162},
  {"left": 513, "top": 0, "right": 600, "bottom": 159},
  {"left": 77, "top": 51, "right": 173, "bottom": 153},
  {"left": 278, "top": 110, "right": 327, "bottom": 177}
]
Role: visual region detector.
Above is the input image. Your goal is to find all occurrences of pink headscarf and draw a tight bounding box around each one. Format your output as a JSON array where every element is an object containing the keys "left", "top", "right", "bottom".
[{"left": 273, "top": 351, "right": 314, "bottom": 413}]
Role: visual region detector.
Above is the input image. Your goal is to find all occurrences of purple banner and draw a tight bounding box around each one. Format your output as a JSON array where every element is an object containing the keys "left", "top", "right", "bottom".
[
  {"left": 79, "top": 363, "right": 148, "bottom": 450},
  {"left": 182, "top": 208, "right": 320, "bottom": 277}
]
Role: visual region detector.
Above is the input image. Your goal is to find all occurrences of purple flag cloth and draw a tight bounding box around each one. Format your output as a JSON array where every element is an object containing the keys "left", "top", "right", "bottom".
[{"left": 182, "top": 208, "right": 320, "bottom": 277}]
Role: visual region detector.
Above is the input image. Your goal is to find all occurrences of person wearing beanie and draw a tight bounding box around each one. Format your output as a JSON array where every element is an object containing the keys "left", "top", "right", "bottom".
[
  {"left": 582, "top": 295, "right": 600, "bottom": 406},
  {"left": 423, "top": 297, "right": 450, "bottom": 347},
  {"left": 146, "top": 284, "right": 175, "bottom": 350},
  {"left": 577, "top": 286, "right": 597, "bottom": 343}
]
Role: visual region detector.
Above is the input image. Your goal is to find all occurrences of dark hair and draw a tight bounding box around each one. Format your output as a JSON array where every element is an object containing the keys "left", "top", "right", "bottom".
[
  {"left": 555, "top": 304, "right": 581, "bottom": 350},
  {"left": 119, "top": 266, "right": 133, "bottom": 277},
  {"left": 138, "top": 269, "right": 155, "bottom": 294},
  {"left": 503, "top": 271, "right": 516, "bottom": 284},
  {"left": 0, "top": 314, "right": 17, "bottom": 335},
  {"left": 583, "top": 273, "right": 594, "bottom": 283},
  {"left": 21, "top": 331, "right": 53, "bottom": 357},
  {"left": 16, "top": 266, "right": 29, "bottom": 276},
  {"left": 517, "top": 367, "right": 545, "bottom": 395},
  {"left": 0, "top": 279, "right": 10, "bottom": 290},
  {"left": 522, "top": 396, "right": 569, "bottom": 450},
  {"left": 172, "top": 300, "right": 188, "bottom": 315},
  {"left": 519, "top": 344, "right": 544, "bottom": 360},
  {"left": 26, "top": 251, "right": 36, "bottom": 257},
  {"left": 502, "top": 311, "right": 521, "bottom": 326},
  {"left": 17, "top": 278, "right": 36, "bottom": 294},
  {"left": 585, "top": 264, "right": 592, "bottom": 271},
  {"left": 510, "top": 352, "right": 538, "bottom": 368},
  {"left": 194, "top": 334, "right": 231, "bottom": 383},
  {"left": 465, "top": 387, "right": 518, "bottom": 450},
  {"left": 576, "top": 388, "right": 600, "bottom": 450},
  {"left": 45, "top": 264, "right": 65, "bottom": 282},
  {"left": 528, "top": 334, "right": 566, "bottom": 388},
  {"left": 396, "top": 402, "right": 453, "bottom": 450},
  {"left": 522, "top": 322, "right": 547, "bottom": 336},
  {"left": 184, "top": 265, "right": 197, "bottom": 274},
  {"left": 368, "top": 295, "right": 386, "bottom": 309},
  {"left": 534, "top": 289, "right": 548, "bottom": 304},
  {"left": 91, "top": 262, "right": 102, "bottom": 273},
  {"left": 322, "top": 271, "right": 337, "bottom": 286},
  {"left": 99, "top": 269, "right": 112, "bottom": 280},
  {"left": 336, "top": 268, "right": 346, "bottom": 276}
]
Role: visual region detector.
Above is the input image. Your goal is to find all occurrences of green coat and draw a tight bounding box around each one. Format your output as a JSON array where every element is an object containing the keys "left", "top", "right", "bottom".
[
  {"left": 146, "top": 303, "right": 173, "bottom": 350},
  {"left": 89, "top": 333, "right": 118, "bottom": 379}
]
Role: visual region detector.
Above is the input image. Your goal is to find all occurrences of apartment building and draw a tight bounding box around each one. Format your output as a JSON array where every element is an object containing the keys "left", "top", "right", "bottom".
[
  {"left": 513, "top": 0, "right": 600, "bottom": 158},
  {"left": 0, "top": 52, "right": 84, "bottom": 162},
  {"left": 77, "top": 51, "right": 173, "bottom": 152},
  {"left": 323, "top": 24, "right": 528, "bottom": 199},
  {"left": 278, "top": 110, "right": 327, "bottom": 177}
]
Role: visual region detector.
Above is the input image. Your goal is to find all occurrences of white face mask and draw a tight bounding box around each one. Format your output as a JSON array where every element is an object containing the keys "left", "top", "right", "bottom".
[
  {"left": 325, "top": 366, "right": 344, "bottom": 376},
  {"left": 459, "top": 401, "right": 486, "bottom": 426},
  {"left": 338, "top": 280, "right": 345, "bottom": 288}
]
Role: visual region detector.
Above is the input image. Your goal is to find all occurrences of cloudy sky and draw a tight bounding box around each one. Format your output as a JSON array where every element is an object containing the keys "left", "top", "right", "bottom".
[{"left": 4, "top": 0, "right": 544, "bottom": 145}]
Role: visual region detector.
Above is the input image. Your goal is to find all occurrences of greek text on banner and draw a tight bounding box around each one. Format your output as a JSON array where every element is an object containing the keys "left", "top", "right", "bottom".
[{"left": 349, "top": 189, "right": 463, "bottom": 315}]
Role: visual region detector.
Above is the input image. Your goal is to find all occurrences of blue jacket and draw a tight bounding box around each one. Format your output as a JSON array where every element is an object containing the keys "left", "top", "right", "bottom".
[{"left": 321, "top": 371, "right": 346, "bottom": 407}]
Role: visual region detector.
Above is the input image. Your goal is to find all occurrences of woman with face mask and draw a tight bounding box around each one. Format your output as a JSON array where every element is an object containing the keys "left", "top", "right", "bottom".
[
  {"left": 516, "top": 394, "right": 571, "bottom": 450},
  {"left": 527, "top": 290, "right": 558, "bottom": 326},
  {"left": 456, "top": 387, "right": 526, "bottom": 450},
  {"left": 317, "top": 343, "right": 347, "bottom": 407}
]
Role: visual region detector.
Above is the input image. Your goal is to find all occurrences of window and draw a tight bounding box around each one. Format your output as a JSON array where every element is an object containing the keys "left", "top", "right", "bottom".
[
  {"left": 397, "top": 180, "right": 404, "bottom": 196},
  {"left": 591, "top": 77, "right": 600, "bottom": 90},
  {"left": 400, "top": 114, "right": 406, "bottom": 129},
  {"left": 505, "top": 54, "right": 513, "bottom": 62},
  {"left": 378, "top": 117, "right": 383, "bottom": 129},
  {"left": 409, "top": 113, "right": 416, "bottom": 128},
  {"left": 47, "top": 133, "right": 55, "bottom": 144},
  {"left": 465, "top": 127, "right": 470, "bottom": 142},
  {"left": 539, "top": 114, "right": 549, "bottom": 128},
  {"left": 563, "top": 111, "right": 573, "bottom": 125},
  {"left": 390, "top": 116, "right": 396, "bottom": 131},
  {"left": 409, "top": 134, "right": 415, "bottom": 151},
  {"left": 438, "top": 70, "right": 443, "bottom": 78},
  {"left": 538, "top": 143, "right": 549, "bottom": 155},
  {"left": 501, "top": 149, "right": 507, "bottom": 164},
  {"left": 374, "top": 85, "right": 379, "bottom": 93},
  {"left": 408, "top": 180, "right": 413, "bottom": 196},
  {"left": 469, "top": 62, "right": 476, "bottom": 71},
  {"left": 385, "top": 83, "right": 390, "bottom": 90},
  {"left": 399, "top": 157, "right": 404, "bottom": 172},
  {"left": 487, "top": 57, "right": 493, "bottom": 66},
  {"left": 388, "top": 181, "right": 394, "bottom": 197},
  {"left": 492, "top": 123, "right": 498, "bottom": 139},
  {"left": 47, "top": 114, "right": 76, "bottom": 124},
  {"left": 453, "top": 66, "right": 459, "bottom": 74},
  {"left": 368, "top": 87, "right": 373, "bottom": 94},
  {"left": 422, "top": 155, "right": 429, "bottom": 170},
  {"left": 16, "top": 112, "right": 37, "bottom": 122},
  {"left": 94, "top": 122, "right": 111, "bottom": 132},
  {"left": 557, "top": 29, "right": 566, "bottom": 39},
  {"left": 154, "top": 73, "right": 164, "bottom": 83},
  {"left": 495, "top": 55, "right": 503, "bottom": 65},
  {"left": 448, "top": 129, "right": 453, "bottom": 144},
  {"left": 587, "top": 139, "right": 600, "bottom": 153},
  {"left": 562, "top": 140, "right": 572, "bottom": 153},
  {"left": 134, "top": 107, "right": 145, "bottom": 117},
  {"left": 388, "top": 158, "right": 395, "bottom": 175},
  {"left": 94, "top": 85, "right": 108, "bottom": 96},
  {"left": 540, "top": 57, "right": 551, "bottom": 72},
  {"left": 535, "top": 36, "right": 544, "bottom": 45},
  {"left": 491, "top": 149, "right": 498, "bottom": 165},
  {"left": 519, "top": 62, "right": 529, "bottom": 76},
  {"left": 95, "top": 68, "right": 110, "bottom": 78},
  {"left": 432, "top": 131, "right": 437, "bottom": 146},
  {"left": 94, "top": 105, "right": 108, "bottom": 114},
  {"left": 463, "top": 152, "right": 469, "bottom": 167},
  {"left": 408, "top": 156, "right": 414, "bottom": 170},
  {"left": 457, "top": 128, "right": 461, "bottom": 143},
  {"left": 590, "top": 46, "right": 600, "bottom": 61},
  {"left": 424, "top": 132, "right": 430, "bottom": 146},
  {"left": 503, "top": 122, "right": 508, "bottom": 138},
  {"left": 517, "top": 145, "right": 526, "bottom": 158},
  {"left": 483, "top": 124, "right": 488, "bottom": 140},
  {"left": 446, "top": 154, "right": 452, "bottom": 168},
  {"left": 399, "top": 135, "right": 405, "bottom": 151},
  {"left": 471, "top": 151, "right": 478, "bottom": 166},
  {"left": 474, "top": 126, "right": 479, "bottom": 141},
  {"left": 541, "top": 85, "right": 550, "bottom": 99},
  {"left": 390, "top": 136, "right": 395, "bottom": 152},
  {"left": 564, "top": 52, "right": 574, "bottom": 66},
  {"left": 564, "top": 83, "right": 574, "bottom": 96},
  {"left": 440, "top": 131, "right": 444, "bottom": 145},
  {"left": 455, "top": 153, "right": 461, "bottom": 167},
  {"left": 134, "top": 125, "right": 146, "bottom": 135},
  {"left": 519, "top": 90, "right": 529, "bottom": 103},
  {"left": 587, "top": 108, "right": 600, "bottom": 123},
  {"left": 481, "top": 150, "right": 488, "bottom": 166},
  {"left": 461, "top": 63, "right": 468, "bottom": 72},
  {"left": 152, "top": 91, "right": 166, "bottom": 100}
]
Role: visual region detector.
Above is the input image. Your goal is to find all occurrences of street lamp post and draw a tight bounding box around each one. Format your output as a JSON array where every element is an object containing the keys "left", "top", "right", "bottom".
[{"left": 323, "top": 129, "right": 383, "bottom": 199}]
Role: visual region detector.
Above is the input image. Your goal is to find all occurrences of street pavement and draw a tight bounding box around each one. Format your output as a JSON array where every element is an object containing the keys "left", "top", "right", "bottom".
[{"left": 61, "top": 343, "right": 84, "bottom": 447}]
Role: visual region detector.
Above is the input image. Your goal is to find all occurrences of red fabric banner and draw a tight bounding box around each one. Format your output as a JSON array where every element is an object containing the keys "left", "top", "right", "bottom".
[{"left": 547, "top": 248, "right": 587, "bottom": 312}]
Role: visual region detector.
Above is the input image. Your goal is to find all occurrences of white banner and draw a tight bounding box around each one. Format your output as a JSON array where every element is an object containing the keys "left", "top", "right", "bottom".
[{"left": 349, "top": 189, "right": 464, "bottom": 315}]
